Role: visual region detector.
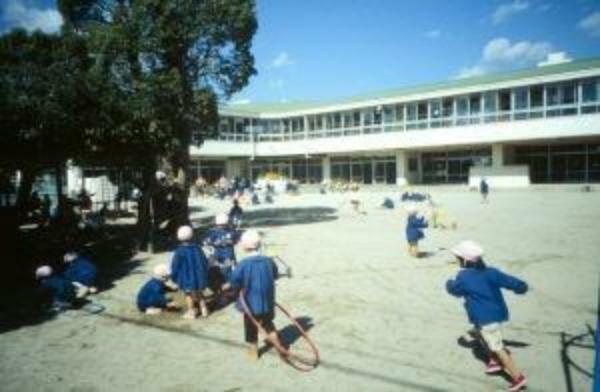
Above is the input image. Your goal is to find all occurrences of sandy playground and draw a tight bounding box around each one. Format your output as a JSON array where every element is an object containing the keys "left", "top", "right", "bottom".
[{"left": 0, "top": 188, "right": 598, "bottom": 392}]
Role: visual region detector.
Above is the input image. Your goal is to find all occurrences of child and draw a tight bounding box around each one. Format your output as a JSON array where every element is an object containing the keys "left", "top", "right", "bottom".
[
  {"left": 63, "top": 251, "right": 98, "bottom": 298},
  {"left": 222, "top": 230, "right": 283, "bottom": 361},
  {"left": 229, "top": 199, "right": 244, "bottom": 229},
  {"left": 480, "top": 178, "right": 489, "bottom": 203},
  {"left": 203, "top": 213, "right": 238, "bottom": 291},
  {"left": 170, "top": 225, "right": 210, "bottom": 319},
  {"left": 446, "top": 240, "right": 528, "bottom": 391},
  {"left": 36, "top": 265, "right": 76, "bottom": 311},
  {"left": 405, "top": 204, "right": 428, "bottom": 257},
  {"left": 137, "top": 264, "right": 177, "bottom": 315}
]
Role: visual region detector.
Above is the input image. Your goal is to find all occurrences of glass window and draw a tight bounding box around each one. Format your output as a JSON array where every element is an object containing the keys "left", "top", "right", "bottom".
[
  {"left": 530, "top": 85, "right": 543, "bottom": 107},
  {"left": 395, "top": 104, "right": 404, "bottom": 121},
  {"left": 483, "top": 92, "right": 496, "bottom": 113},
  {"left": 457, "top": 97, "right": 468, "bottom": 116},
  {"left": 383, "top": 105, "right": 394, "bottom": 123},
  {"left": 363, "top": 109, "right": 373, "bottom": 126},
  {"left": 582, "top": 79, "right": 598, "bottom": 103},
  {"left": 417, "top": 102, "right": 428, "bottom": 120},
  {"left": 562, "top": 83, "right": 576, "bottom": 104},
  {"left": 499, "top": 90, "right": 511, "bottom": 111},
  {"left": 430, "top": 100, "right": 442, "bottom": 118},
  {"left": 514, "top": 88, "right": 528, "bottom": 110},
  {"left": 373, "top": 108, "right": 382, "bottom": 124},
  {"left": 343, "top": 112, "right": 353, "bottom": 127},
  {"left": 353, "top": 111, "right": 361, "bottom": 126},
  {"left": 469, "top": 94, "right": 481, "bottom": 115},
  {"left": 315, "top": 116, "right": 323, "bottom": 130},
  {"left": 546, "top": 85, "right": 560, "bottom": 106},
  {"left": 442, "top": 98, "right": 453, "bottom": 117},
  {"left": 407, "top": 103, "right": 417, "bottom": 121}
]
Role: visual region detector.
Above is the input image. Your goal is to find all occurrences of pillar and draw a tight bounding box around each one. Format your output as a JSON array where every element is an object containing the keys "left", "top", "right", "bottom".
[
  {"left": 395, "top": 150, "right": 408, "bottom": 187},
  {"left": 492, "top": 143, "right": 504, "bottom": 167},
  {"left": 322, "top": 156, "right": 331, "bottom": 182}
]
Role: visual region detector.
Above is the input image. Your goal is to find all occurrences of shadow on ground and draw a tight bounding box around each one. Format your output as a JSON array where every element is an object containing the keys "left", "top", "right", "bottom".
[{"left": 0, "top": 222, "right": 143, "bottom": 334}]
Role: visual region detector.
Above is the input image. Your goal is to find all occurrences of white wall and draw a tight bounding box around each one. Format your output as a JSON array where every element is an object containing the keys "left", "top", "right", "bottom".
[{"left": 192, "top": 114, "right": 600, "bottom": 158}]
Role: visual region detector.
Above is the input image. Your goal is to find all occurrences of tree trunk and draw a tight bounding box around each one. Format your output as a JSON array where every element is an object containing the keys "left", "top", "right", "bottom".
[{"left": 137, "top": 165, "right": 156, "bottom": 252}]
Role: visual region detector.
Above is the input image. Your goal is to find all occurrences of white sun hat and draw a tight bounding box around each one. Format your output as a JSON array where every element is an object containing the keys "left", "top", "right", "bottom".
[
  {"left": 405, "top": 203, "right": 418, "bottom": 215},
  {"left": 240, "top": 229, "right": 261, "bottom": 250},
  {"left": 155, "top": 171, "right": 167, "bottom": 181},
  {"left": 35, "top": 265, "right": 53, "bottom": 279},
  {"left": 177, "top": 225, "right": 194, "bottom": 242},
  {"left": 215, "top": 213, "right": 229, "bottom": 225},
  {"left": 63, "top": 252, "right": 78, "bottom": 263},
  {"left": 153, "top": 263, "right": 170, "bottom": 279},
  {"left": 451, "top": 240, "right": 484, "bottom": 262}
]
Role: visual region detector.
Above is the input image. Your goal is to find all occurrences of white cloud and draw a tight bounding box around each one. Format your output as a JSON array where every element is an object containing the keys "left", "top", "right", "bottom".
[
  {"left": 492, "top": 0, "right": 530, "bottom": 25},
  {"left": 1, "top": 0, "right": 63, "bottom": 33},
  {"left": 269, "top": 51, "right": 293, "bottom": 69},
  {"left": 455, "top": 37, "right": 558, "bottom": 79},
  {"left": 578, "top": 12, "right": 600, "bottom": 37},
  {"left": 425, "top": 29, "right": 441, "bottom": 39},
  {"left": 268, "top": 78, "right": 285, "bottom": 89}
]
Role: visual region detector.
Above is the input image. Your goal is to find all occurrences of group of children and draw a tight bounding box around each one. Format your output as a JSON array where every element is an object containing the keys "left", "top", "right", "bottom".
[
  {"left": 402, "top": 195, "right": 528, "bottom": 391},
  {"left": 35, "top": 251, "right": 98, "bottom": 311}
]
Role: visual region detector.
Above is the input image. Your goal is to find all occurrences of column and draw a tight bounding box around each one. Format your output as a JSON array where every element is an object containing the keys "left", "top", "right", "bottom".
[
  {"left": 66, "top": 160, "right": 83, "bottom": 196},
  {"left": 491, "top": 143, "right": 504, "bottom": 168},
  {"left": 395, "top": 150, "right": 408, "bottom": 187},
  {"left": 322, "top": 156, "right": 331, "bottom": 183}
]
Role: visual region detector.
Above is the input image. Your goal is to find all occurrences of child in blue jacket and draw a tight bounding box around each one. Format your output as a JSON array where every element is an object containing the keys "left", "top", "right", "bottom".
[
  {"left": 137, "top": 264, "right": 177, "bottom": 314},
  {"left": 405, "top": 204, "right": 428, "bottom": 257},
  {"left": 36, "top": 265, "right": 76, "bottom": 311},
  {"left": 203, "top": 213, "right": 238, "bottom": 281},
  {"left": 222, "top": 229, "right": 283, "bottom": 361},
  {"left": 170, "top": 225, "right": 209, "bottom": 319},
  {"left": 63, "top": 251, "right": 98, "bottom": 297},
  {"left": 446, "top": 240, "right": 528, "bottom": 392}
]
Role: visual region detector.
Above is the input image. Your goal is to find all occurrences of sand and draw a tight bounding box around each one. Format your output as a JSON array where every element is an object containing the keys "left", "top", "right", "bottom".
[{"left": 1, "top": 188, "right": 598, "bottom": 391}]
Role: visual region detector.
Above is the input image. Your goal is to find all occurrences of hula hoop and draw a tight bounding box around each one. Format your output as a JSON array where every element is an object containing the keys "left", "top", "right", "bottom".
[{"left": 238, "top": 292, "right": 319, "bottom": 371}]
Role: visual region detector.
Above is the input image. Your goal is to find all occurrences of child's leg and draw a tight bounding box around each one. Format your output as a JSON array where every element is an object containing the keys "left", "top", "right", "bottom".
[
  {"left": 183, "top": 292, "right": 198, "bottom": 318},
  {"left": 480, "top": 324, "right": 524, "bottom": 379},
  {"left": 197, "top": 292, "right": 209, "bottom": 317},
  {"left": 244, "top": 314, "right": 259, "bottom": 360}
]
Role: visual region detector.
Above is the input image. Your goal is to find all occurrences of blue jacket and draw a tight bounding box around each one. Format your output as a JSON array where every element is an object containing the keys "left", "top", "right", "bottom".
[
  {"left": 41, "top": 276, "right": 76, "bottom": 304},
  {"left": 229, "top": 254, "right": 278, "bottom": 315},
  {"left": 170, "top": 243, "right": 209, "bottom": 291},
  {"left": 446, "top": 263, "right": 528, "bottom": 327},
  {"left": 63, "top": 256, "right": 97, "bottom": 287},
  {"left": 406, "top": 215, "right": 428, "bottom": 242},
  {"left": 137, "top": 278, "right": 167, "bottom": 311},
  {"left": 203, "top": 227, "right": 237, "bottom": 262},
  {"left": 480, "top": 180, "right": 489, "bottom": 194}
]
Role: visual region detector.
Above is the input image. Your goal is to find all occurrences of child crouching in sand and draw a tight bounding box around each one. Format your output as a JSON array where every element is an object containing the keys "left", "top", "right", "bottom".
[
  {"left": 446, "top": 240, "right": 528, "bottom": 391},
  {"left": 222, "top": 229, "right": 283, "bottom": 361},
  {"left": 137, "top": 264, "right": 178, "bottom": 315}
]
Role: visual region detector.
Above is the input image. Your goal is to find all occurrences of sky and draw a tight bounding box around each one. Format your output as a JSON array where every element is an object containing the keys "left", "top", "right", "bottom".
[{"left": 1, "top": 0, "right": 600, "bottom": 104}]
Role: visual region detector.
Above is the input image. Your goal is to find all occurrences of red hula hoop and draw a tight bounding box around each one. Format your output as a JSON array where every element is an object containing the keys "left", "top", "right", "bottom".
[{"left": 239, "top": 291, "right": 320, "bottom": 371}]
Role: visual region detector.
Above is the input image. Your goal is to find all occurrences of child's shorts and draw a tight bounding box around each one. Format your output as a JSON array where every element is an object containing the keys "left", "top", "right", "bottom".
[{"left": 479, "top": 322, "right": 505, "bottom": 352}]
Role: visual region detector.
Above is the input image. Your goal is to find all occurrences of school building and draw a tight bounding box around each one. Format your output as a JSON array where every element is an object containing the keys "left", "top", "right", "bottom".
[{"left": 190, "top": 56, "right": 600, "bottom": 188}]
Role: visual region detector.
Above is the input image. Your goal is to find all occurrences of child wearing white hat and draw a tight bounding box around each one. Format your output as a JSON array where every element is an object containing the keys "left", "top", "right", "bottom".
[
  {"left": 36, "top": 265, "right": 76, "bottom": 311},
  {"left": 405, "top": 204, "right": 428, "bottom": 257},
  {"left": 137, "top": 264, "right": 178, "bottom": 315},
  {"left": 170, "top": 225, "right": 210, "bottom": 319},
  {"left": 446, "top": 240, "right": 528, "bottom": 391},
  {"left": 63, "top": 251, "right": 98, "bottom": 298},
  {"left": 221, "top": 229, "right": 283, "bottom": 360}
]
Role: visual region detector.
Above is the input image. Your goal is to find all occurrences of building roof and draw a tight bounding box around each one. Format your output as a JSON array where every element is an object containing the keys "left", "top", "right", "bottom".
[{"left": 220, "top": 57, "right": 600, "bottom": 117}]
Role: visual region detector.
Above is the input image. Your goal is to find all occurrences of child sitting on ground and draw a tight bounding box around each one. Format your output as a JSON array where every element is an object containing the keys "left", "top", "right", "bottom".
[
  {"left": 222, "top": 230, "right": 284, "bottom": 361},
  {"left": 137, "top": 264, "right": 178, "bottom": 315},
  {"left": 63, "top": 251, "right": 98, "bottom": 298},
  {"left": 170, "top": 225, "right": 210, "bottom": 319},
  {"left": 446, "top": 240, "right": 528, "bottom": 392},
  {"left": 36, "top": 265, "right": 76, "bottom": 311},
  {"left": 405, "top": 204, "right": 428, "bottom": 257}
]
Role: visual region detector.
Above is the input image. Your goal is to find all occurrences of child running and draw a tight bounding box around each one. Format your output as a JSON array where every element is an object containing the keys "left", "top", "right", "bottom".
[
  {"left": 170, "top": 225, "right": 209, "bottom": 319},
  {"left": 222, "top": 229, "right": 283, "bottom": 361},
  {"left": 63, "top": 251, "right": 98, "bottom": 297},
  {"left": 446, "top": 240, "right": 528, "bottom": 391},
  {"left": 405, "top": 204, "right": 428, "bottom": 257},
  {"left": 137, "top": 264, "right": 177, "bottom": 315}
]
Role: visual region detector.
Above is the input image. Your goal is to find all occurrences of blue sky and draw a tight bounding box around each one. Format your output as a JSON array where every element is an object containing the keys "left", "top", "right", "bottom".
[{"left": 2, "top": 0, "right": 600, "bottom": 104}]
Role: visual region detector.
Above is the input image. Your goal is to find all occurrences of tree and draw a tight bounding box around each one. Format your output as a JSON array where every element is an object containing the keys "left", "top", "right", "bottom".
[{"left": 59, "top": 0, "right": 257, "bottom": 246}]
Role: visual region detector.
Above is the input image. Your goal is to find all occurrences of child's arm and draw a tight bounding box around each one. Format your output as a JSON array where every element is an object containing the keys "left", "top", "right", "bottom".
[
  {"left": 493, "top": 268, "right": 528, "bottom": 294},
  {"left": 446, "top": 277, "right": 465, "bottom": 297}
]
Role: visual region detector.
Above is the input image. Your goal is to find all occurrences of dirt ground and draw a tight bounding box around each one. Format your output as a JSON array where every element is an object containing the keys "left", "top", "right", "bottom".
[{"left": 1, "top": 188, "right": 598, "bottom": 392}]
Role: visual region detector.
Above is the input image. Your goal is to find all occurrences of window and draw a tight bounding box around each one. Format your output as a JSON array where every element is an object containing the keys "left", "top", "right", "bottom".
[
  {"left": 546, "top": 85, "right": 560, "bottom": 106},
  {"left": 373, "top": 108, "right": 382, "bottom": 125},
  {"left": 383, "top": 105, "right": 394, "bottom": 123},
  {"left": 469, "top": 94, "right": 481, "bottom": 115},
  {"left": 417, "top": 102, "right": 428, "bottom": 121},
  {"left": 514, "top": 88, "right": 528, "bottom": 110},
  {"left": 582, "top": 79, "right": 599, "bottom": 103},
  {"left": 562, "top": 83, "right": 576, "bottom": 104},
  {"left": 483, "top": 92, "right": 496, "bottom": 113},
  {"left": 442, "top": 98, "right": 453, "bottom": 117},
  {"left": 530, "top": 85, "right": 543, "bottom": 107},
  {"left": 457, "top": 97, "right": 468, "bottom": 116},
  {"left": 430, "top": 100, "right": 442, "bottom": 118},
  {"left": 353, "top": 111, "right": 361, "bottom": 127},
  {"left": 499, "top": 90, "right": 511, "bottom": 111},
  {"left": 407, "top": 103, "right": 417, "bottom": 121},
  {"left": 395, "top": 104, "right": 404, "bottom": 121}
]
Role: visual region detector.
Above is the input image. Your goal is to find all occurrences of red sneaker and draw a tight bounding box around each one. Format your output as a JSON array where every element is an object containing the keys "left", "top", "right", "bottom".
[
  {"left": 485, "top": 358, "right": 502, "bottom": 374},
  {"left": 508, "top": 374, "right": 527, "bottom": 391}
]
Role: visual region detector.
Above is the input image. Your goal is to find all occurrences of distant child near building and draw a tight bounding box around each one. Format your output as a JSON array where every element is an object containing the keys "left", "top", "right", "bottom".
[
  {"left": 170, "top": 225, "right": 209, "bottom": 319},
  {"left": 63, "top": 251, "right": 98, "bottom": 298},
  {"left": 36, "top": 265, "right": 76, "bottom": 311},
  {"left": 480, "top": 178, "right": 489, "bottom": 203},
  {"left": 405, "top": 204, "right": 428, "bottom": 257},
  {"left": 137, "top": 264, "right": 178, "bottom": 315},
  {"left": 222, "top": 230, "right": 283, "bottom": 361},
  {"left": 229, "top": 199, "right": 244, "bottom": 229},
  {"left": 446, "top": 240, "right": 528, "bottom": 391}
]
